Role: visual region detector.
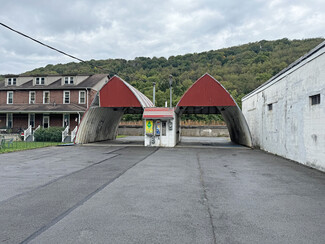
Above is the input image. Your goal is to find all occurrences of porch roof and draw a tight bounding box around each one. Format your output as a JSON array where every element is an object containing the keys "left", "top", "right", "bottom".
[
  {"left": 0, "top": 104, "right": 86, "bottom": 113},
  {"left": 142, "top": 107, "right": 175, "bottom": 119}
]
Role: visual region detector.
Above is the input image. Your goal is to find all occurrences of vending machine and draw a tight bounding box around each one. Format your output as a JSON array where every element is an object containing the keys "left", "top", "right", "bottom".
[{"left": 143, "top": 108, "right": 177, "bottom": 147}]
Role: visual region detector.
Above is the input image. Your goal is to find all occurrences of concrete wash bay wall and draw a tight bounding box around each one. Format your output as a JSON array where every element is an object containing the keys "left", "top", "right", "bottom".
[
  {"left": 242, "top": 43, "right": 325, "bottom": 172},
  {"left": 117, "top": 125, "right": 229, "bottom": 137}
]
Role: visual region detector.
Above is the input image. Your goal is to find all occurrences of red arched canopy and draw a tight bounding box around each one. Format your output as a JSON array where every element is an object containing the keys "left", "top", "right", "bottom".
[
  {"left": 76, "top": 75, "right": 153, "bottom": 144},
  {"left": 177, "top": 73, "right": 236, "bottom": 107},
  {"left": 176, "top": 73, "right": 252, "bottom": 147},
  {"left": 99, "top": 76, "right": 153, "bottom": 108}
]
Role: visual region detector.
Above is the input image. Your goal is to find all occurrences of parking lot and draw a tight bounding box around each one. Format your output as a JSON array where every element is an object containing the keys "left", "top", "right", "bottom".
[{"left": 0, "top": 139, "right": 324, "bottom": 244}]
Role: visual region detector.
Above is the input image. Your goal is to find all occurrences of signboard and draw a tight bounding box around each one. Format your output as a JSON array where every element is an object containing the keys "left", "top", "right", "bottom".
[
  {"left": 146, "top": 120, "right": 153, "bottom": 135},
  {"left": 156, "top": 120, "right": 161, "bottom": 136}
]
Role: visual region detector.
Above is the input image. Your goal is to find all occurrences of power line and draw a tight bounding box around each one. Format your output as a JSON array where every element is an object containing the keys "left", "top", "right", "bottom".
[{"left": 0, "top": 22, "right": 86, "bottom": 63}]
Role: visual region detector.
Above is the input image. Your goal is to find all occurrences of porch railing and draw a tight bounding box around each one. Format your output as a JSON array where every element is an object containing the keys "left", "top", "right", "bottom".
[
  {"left": 71, "top": 126, "right": 78, "bottom": 143},
  {"left": 62, "top": 126, "right": 69, "bottom": 142},
  {"left": 24, "top": 125, "right": 32, "bottom": 141},
  {"left": 32, "top": 125, "right": 41, "bottom": 141}
]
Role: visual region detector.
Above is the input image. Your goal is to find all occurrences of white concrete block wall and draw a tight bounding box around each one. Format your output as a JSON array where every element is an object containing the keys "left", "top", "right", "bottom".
[{"left": 242, "top": 49, "right": 325, "bottom": 172}]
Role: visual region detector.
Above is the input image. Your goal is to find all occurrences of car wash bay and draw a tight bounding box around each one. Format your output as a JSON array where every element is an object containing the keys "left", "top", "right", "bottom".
[{"left": 0, "top": 144, "right": 324, "bottom": 244}]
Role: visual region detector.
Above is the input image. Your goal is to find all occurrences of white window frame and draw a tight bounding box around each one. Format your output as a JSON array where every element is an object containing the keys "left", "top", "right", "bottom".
[
  {"left": 43, "top": 115, "right": 50, "bottom": 128},
  {"left": 43, "top": 91, "right": 50, "bottom": 104},
  {"left": 28, "top": 113, "right": 35, "bottom": 128},
  {"left": 6, "top": 113, "right": 13, "bottom": 128},
  {"left": 7, "top": 91, "right": 13, "bottom": 104},
  {"left": 35, "top": 77, "right": 45, "bottom": 85},
  {"left": 7, "top": 78, "right": 17, "bottom": 86},
  {"left": 79, "top": 90, "right": 86, "bottom": 104},
  {"left": 63, "top": 90, "right": 70, "bottom": 104},
  {"left": 63, "top": 114, "right": 70, "bottom": 127},
  {"left": 29, "top": 91, "right": 36, "bottom": 104},
  {"left": 64, "top": 77, "right": 74, "bottom": 85}
]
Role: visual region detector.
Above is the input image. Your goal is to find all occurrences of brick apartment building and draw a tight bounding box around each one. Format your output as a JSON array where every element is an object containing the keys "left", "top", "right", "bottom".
[{"left": 0, "top": 74, "right": 109, "bottom": 133}]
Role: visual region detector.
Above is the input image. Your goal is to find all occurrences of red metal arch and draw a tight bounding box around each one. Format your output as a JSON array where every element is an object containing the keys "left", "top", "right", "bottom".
[
  {"left": 99, "top": 76, "right": 153, "bottom": 108},
  {"left": 76, "top": 76, "right": 153, "bottom": 144},
  {"left": 177, "top": 73, "right": 252, "bottom": 147},
  {"left": 177, "top": 73, "right": 236, "bottom": 107}
]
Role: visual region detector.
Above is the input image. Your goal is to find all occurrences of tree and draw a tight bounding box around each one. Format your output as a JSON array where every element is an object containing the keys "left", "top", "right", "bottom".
[{"left": 19, "top": 38, "right": 324, "bottom": 122}]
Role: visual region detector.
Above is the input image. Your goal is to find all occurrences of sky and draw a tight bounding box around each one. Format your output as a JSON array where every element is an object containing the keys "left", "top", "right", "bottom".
[{"left": 0, "top": 0, "right": 324, "bottom": 74}]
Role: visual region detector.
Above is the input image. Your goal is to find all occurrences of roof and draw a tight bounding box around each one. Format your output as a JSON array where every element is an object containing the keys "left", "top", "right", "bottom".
[
  {"left": 0, "top": 74, "right": 109, "bottom": 90},
  {"left": 242, "top": 40, "right": 325, "bottom": 100},
  {"left": 0, "top": 103, "right": 86, "bottom": 113},
  {"left": 77, "top": 74, "right": 108, "bottom": 88},
  {"left": 99, "top": 75, "right": 153, "bottom": 108},
  {"left": 177, "top": 73, "right": 236, "bottom": 107},
  {"left": 123, "top": 78, "right": 154, "bottom": 108},
  {"left": 143, "top": 107, "right": 175, "bottom": 119},
  {"left": 4, "top": 74, "right": 89, "bottom": 78}
]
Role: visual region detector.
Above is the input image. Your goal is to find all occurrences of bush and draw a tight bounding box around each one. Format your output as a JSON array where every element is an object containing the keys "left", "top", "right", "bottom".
[{"left": 34, "top": 127, "right": 65, "bottom": 142}]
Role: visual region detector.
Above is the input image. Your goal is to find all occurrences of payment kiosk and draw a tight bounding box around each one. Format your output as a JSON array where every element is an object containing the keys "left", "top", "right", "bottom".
[{"left": 143, "top": 107, "right": 177, "bottom": 147}]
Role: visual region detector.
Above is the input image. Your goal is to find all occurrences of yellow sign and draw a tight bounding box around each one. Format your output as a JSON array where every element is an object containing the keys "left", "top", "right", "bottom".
[{"left": 146, "top": 120, "right": 153, "bottom": 134}]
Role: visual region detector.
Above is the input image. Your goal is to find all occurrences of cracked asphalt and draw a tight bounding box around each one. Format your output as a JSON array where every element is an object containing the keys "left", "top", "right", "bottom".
[{"left": 0, "top": 142, "right": 324, "bottom": 244}]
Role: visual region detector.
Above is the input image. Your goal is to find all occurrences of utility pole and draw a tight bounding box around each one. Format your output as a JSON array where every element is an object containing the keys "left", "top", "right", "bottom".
[
  {"left": 152, "top": 82, "right": 156, "bottom": 106},
  {"left": 169, "top": 75, "right": 173, "bottom": 108}
]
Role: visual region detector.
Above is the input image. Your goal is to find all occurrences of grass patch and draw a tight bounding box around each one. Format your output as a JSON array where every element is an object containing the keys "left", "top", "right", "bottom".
[
  {"left": 0, "top": 141, "right": 64, "bottom": 154},
  {"left": 116, "top": 135, "right": 127, "bottom": 138}
]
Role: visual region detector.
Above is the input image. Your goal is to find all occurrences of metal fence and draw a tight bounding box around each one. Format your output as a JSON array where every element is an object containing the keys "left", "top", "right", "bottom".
[{"left": 0, "top": 135, "right": 62, "bottom": 153}]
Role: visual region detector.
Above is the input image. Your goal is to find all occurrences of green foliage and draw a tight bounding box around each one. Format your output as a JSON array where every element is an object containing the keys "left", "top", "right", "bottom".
[
  {"left": 22, "top": 38, "right": 324, "bottom": 122},
  {"left": 122, "top": 114, "right": 142, "bottom": 121},
  {"left": 181, "top": 114, "right": 223, "bottom": 122},
  {"left": 34, "top": 127, "right": 65, "bottom": 142}
]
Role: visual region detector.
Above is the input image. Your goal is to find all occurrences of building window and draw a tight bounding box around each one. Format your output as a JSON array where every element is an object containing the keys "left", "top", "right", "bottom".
[
  {"left": 29, "top": 91, "right": 36, "bottom": 104},
  {"left": 310, "top": 94, "right": 320, "bottom": 105},
  {"left": 63, "top": 114, "right": 70, "bottom": 127},
  {"left": 63, "top": 91, "right": 70, "bottom": 104},
  {"left": 7, "top": 78, "right": 17, "bottom": 85},
  {"left": 64, "top": 77, "right": 74, "bottom": 84},
  {"left": 43, "top": 91, "right": 50, "bottom": 104},
  {"left": 7, "top": 113, "right": 13, "bottom": 128},
  {"left": 162, "top": 122, "right": 166, "bottom": 136},
  {"left": 29, "top": 113, "right": 35, "bottom": 128},
  {"left": 43, "top": 115, "right": 50, "bottom": 128},
  {"left": 35, "top": 77, "right": 45, "bottom": 85},
  {"left": 268, "top": 103, "right": 273, "bottom": 111},
  {"left": 79, "top": 91, "right": 86, "bottom": 104},
  {"left": 7, "top": 91, "right": 13, "bottom": 104}
]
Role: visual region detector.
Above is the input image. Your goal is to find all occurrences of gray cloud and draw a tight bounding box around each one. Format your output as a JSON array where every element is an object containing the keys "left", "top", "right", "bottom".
[{"left": 0, "top": 0, "right": 324, "bottom": 74}]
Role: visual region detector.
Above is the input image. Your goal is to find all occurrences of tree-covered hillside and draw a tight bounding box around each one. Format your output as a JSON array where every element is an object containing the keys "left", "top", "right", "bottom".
[{"left": 25, "top": 38, "right": 323, "bottom": 109}]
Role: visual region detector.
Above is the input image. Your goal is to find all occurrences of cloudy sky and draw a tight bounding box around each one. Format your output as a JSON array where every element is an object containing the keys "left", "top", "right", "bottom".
[{"left": 0, "top": 0, "right": 324, "bottom": 74}]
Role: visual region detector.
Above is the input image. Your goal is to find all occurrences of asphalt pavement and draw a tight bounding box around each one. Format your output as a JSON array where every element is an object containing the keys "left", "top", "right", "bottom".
[{"left": 0, "top": 138, "right": 324, "bottom": 244}]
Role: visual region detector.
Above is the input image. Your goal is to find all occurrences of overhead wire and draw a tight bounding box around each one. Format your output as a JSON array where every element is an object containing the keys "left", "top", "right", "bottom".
[
  {"left": 0, "top": 22, "right": 107, "bottom": 73},
  {"left": 0, "top": 22, "right": 86, "bottom": 63}
]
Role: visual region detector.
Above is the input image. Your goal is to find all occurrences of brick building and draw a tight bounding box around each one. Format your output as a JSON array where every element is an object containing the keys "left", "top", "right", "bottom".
[{"left": 0, "top": 74, "right": 109, "bottom": 133}]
